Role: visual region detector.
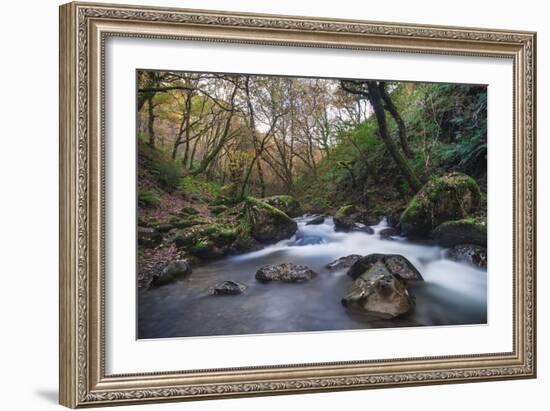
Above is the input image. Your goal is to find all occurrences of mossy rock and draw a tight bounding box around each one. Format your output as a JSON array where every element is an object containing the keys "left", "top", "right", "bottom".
[
  {"left": 231, "top": 224, "right": 261, "bottom": 253},
  {"left": 333, "top": 204, "right": 377, "bottom": 230},
  {"left": 168, "top": 215, "right": 208, "bottom": 229},
  {"left": 241, "top": 197, "right": 298, "bottom": 243},
  {"left": 174, "top": 223, "right": 238, "bottom": 259},
  {"left": 137, "top": 227, "right": 162, "bottom": 248},
  {"left": 400, "top": 172, "right": 481, "bottom": 238},
  {"left": 447, "top": 244, "right": 487, "bottom": 269},
  {"left": 335, "top": 204, "right": 356, "bottom": 220},
  {"left": 262, "top": 195, "right": 303, "bottom": 218},
  {"left": 432, "top": 217, "right": 487, "bottom": 247}
]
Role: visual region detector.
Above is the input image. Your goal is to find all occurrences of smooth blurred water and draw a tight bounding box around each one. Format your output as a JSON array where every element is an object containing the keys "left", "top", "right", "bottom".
[{"left": 138, "top": 216, "right": 487, "bottom": 339}]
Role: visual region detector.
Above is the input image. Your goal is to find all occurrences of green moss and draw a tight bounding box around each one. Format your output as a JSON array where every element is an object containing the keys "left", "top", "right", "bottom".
[
  {"left": 241, "top": 196, "right": 298, "bottom": 243},
  {"left": 183, "top": 224, "right": 237, "bottom": 247},
  {"left": 138, "top": 190, "right": 160, "bottom": 208},
  {"left": 180, "top": 175, "right": 222, "bottom": 202},
  {"left": 400, "top": 172, "right": 482, "bottom": 237},
  {"left": 432, "top": 216, "right": 487, "bottom": 246},
  {"left": 268, "top": 195, "right": 293, "bottom": 202},
  {"left": 263, "top": 195, "right": 303, "bottom": 217},
  {"left": 245, "top": 196, "right": 290, "bottom": 218},
  {"left": 175, "top": 222, "right": 240, "bottom": 259},
  {"left": 335, "top": 204, "right": 357, "bottom": 219},
  {"left": 437, "top": 216, "right": 486, "bottom": 235},
  {"left": 138, "top": 139, "right": 182, "bottom": 192}
]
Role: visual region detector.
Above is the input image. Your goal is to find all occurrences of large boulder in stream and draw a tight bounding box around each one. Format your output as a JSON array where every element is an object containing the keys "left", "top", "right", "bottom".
[
  {"left": 347, "top": 254, "right": 423, "bottom": 281},
  {"left": 256, "top": 263, "right": 317, "bottom": 283},
  {"left": 241, "top": 197, "right": 298, "bottom": 243},
  {"left": 379, "top": 227, "right": 399, "bottom": 240},
  {"left": 151, "top": 260, "right": 192, "bottom": 286},
  {"left": 333, "top": 205, "right": 377, "bottom": 232},
  {"left": 399, "top": 172, "right": 482, "bottom": 238},
  {"left": 431, "top": 217, "right": 487, "bottom": 247},
  {"left": 447, "top": 244, "right": 487, "bottom": 269},
  {"left": 263, "top": 195, "right": 303, "bottom": 218},
  {"left": 210, "top": 280, "right": 247, "bottom": 295},
  {"left": 341, "top": 262, "right": 415, "bottom": 319},
  {"left": 306, "top": 215, "right": 325, "bottom": 225},
  {"left": 326, "top": 255, "right": 362, "bottom": 271}
]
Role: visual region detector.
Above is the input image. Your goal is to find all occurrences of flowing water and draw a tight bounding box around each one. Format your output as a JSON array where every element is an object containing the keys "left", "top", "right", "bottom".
[{"left": 138, "top": 216, "right": 487, "bottom": 339}]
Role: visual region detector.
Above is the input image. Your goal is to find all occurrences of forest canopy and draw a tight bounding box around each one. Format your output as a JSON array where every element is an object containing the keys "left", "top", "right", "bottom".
[{"left": 137, "top": 70, "right": 487, "bottom": 215}]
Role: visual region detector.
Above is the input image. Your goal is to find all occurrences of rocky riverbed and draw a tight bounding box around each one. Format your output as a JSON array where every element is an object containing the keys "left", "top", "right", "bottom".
[{"left": 138, "top": 215, "right": 487, "bottom": 339}]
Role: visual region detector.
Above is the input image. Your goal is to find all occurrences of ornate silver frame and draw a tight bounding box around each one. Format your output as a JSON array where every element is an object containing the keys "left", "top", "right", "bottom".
[{"left": 59, "top": 1, "right": 536, "bottom": 408}]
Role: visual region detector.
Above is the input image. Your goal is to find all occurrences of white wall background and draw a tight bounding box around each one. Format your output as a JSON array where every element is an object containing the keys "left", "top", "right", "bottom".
[{"left": 0, "top": 0, "right": 546, "bottom": 410}]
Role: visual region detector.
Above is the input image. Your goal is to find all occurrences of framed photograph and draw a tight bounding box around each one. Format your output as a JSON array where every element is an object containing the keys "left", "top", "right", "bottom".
[{"left": 59, "top": 1, "right": 537, "bottom": 408}]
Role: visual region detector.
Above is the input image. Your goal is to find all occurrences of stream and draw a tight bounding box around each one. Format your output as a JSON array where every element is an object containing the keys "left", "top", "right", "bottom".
[{"left": 138, "top": 216, "right": 487, "bottom": 339}]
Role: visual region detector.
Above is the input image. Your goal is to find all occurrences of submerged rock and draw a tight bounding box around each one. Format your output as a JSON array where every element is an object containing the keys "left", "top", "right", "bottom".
[
  {"left": 352, "top": 225, "right": 374, "bottom": 234},
  {"left": 333, "top": 205, "right": 378, "bottom": 232},
  {"left": 347, "top": 254, "right": 423, "bottom": 281},
  {"left": 334, "top": 205, "right": 363, "bottom": 230},
  {"left": 210, "top": 280, "right": 247, "bottom": 295},
  {"left": 263, "top": 195, "right": 303, "bottom": 218},
  {"left": 306, "top": 215, "right": 325, "bottom": 225},
  {"left": 379, "top": 227, "right": 399, "bottom": 240},
  {"left": 255, "top": 263, "right": 317, "bottom": 283},
  {"left": 447, "top": 244, "right": 487, "bottom": 269},
  {"left": 152, "top": 260, "right": 192, "bottom": 286},
  {"left": 241, "top": 197, "right": 298, "bottom": 243},
  {"left": 341, "top": 262, "right": 415, "bottom": 319},
  {"left": 137, "top": 226, "right": 162, "bottom": 248},
  {"left": 293, "top": 232, "right": 324, "bottom": 246},
  {"left": 400, "top": 172, "right": 481, "bottom": 238},
  {"left": 431, "top": 217, "right": 487, "bottom": 247},
  {"left": 326, "top": 255, "right": 362, "bottom": 270}
]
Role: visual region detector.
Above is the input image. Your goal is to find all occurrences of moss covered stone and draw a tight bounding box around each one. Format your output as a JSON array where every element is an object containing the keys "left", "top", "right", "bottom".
[
  {"left": 175, "top": 223, "right": 238, "bottom": 259},
  {"left": 262, "top": 195, "right": 303, "bottom": 218},
  {"left": 431, "top": 216, "right": 487, "bottom": 247},
  {"left": 400, "top": 172, "right": 481, "bottom": 238},
  {"left": 137, "top": 226, "right": 162, "bottom": 248},
  {"left": 334, "top": 204, "right": 358, "bottom": 230},
  {"left": 333, "top": 204, "right": 377, "bottom": 230},
  {"left": 241, "top": 197, "right": 298, "bottom": 243},
  {"left": 168, "top": 214, "right": 208, "bottom": 229},
  {"left": 335, "top": 204, "right": 356, "bottom": 220}
]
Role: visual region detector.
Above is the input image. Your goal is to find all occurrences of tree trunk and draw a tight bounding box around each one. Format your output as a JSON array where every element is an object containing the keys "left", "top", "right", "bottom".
[
  {"left": 191, "top": 84, "right": 239, "bottom": 176},
  {"left": 147, "top": 95, "right": 156, "bottom": 148},
  {"left": 365, "top": 81, "right": 423, "bottom": 192},
  {"left": 379, "top": 82, "right": 413, "bottom": 158},
  {"left": 182, "top": 92, "right": 193, "bottom": 167},
  {"left": 256, "top": 159, "right": 266, "bottom": 197}
]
